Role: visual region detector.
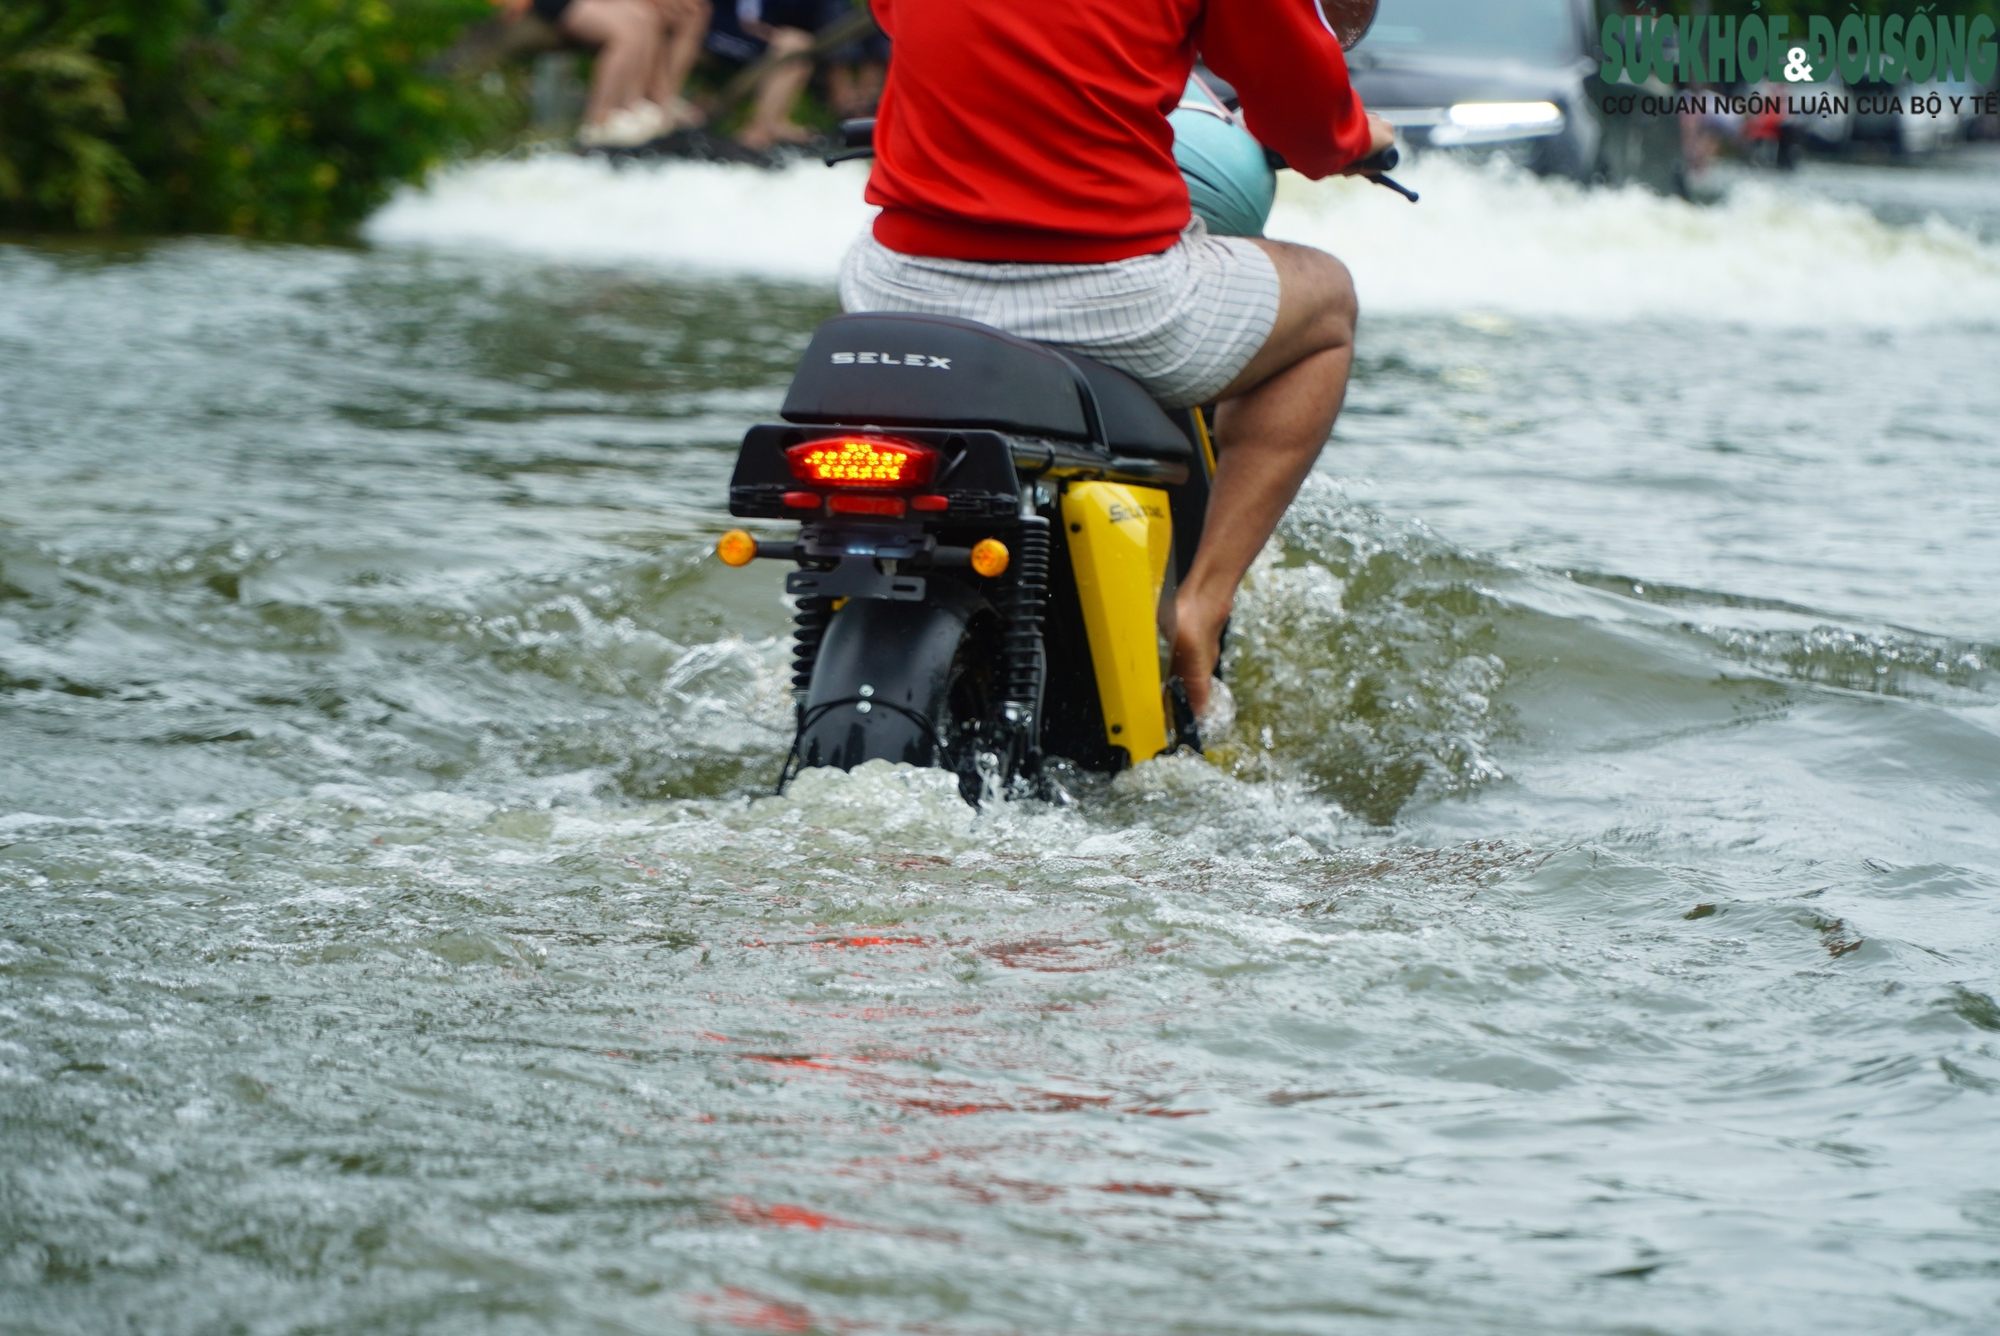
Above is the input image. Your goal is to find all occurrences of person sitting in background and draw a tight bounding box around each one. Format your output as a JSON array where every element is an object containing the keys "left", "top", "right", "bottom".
[
  {"left": 496, "top": 0, "right": 711, "bottom": 149},
  {"left": 818, "top": 0, "right": 888, "bottom": 120},
  {"left": 704, "top": 0, "right": 821, "bottom": 152}
]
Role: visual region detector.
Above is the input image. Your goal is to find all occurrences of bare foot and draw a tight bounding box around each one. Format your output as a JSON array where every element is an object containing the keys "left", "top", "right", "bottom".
[
  {"left": 1170, "top": 587, "right": 1231, "bottom": 717},
  {"left": 665, "top": 97, "right": 705, "bottom": 130},
  {"left": 743, "top": 120, "right": 815, "bottom": 150}
]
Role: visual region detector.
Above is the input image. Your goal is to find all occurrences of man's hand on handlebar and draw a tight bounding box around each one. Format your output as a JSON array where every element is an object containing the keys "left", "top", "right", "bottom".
[{"left": 1341, "top": 113, "right": 1396, "bottom": 175}]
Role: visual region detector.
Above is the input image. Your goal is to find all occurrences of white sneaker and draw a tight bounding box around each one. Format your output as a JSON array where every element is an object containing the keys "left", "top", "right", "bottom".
[{"left": 577, "top": 100, "right": 670, "bottom": 149}]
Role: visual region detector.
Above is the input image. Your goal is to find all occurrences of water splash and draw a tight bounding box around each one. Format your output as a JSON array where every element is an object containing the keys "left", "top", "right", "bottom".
[
  {"left": 1272, "top": 155, "right": 2000, "bottom": 327},
  {"left": 1221, "top": 479, "right": 1510, "bottom": 825},
  {"left": 365, "top": 150, "right": 2000, "bottom": 327},
  {"left": 364, "top": 152, "right": 875, "bottom": 280}
]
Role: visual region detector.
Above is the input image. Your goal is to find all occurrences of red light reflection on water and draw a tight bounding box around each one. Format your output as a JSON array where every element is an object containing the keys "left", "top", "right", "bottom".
[
  {"left": 650, "top": 922, "right": 1211, "bottom": 1263},
  {"left": 683, "top": 1003, "right": 1203, "bottom": 1121},
  {"left": 977, "top": 936, "right": 1119, "bottom": 972},
  {"left": 684, "top": 1287, "right": 835, "bottom": 1333},
  {"left": 746, "top": 1054, "right": 837, "bottom": 1069},
  {"left": 899, "top": 1100, "right": 1010, "bottom": 1117},
  {"left": 722, "top": 1196, "right": 958, "bottom": 1244},
  {"left": 726, "top": 1197, "right": 855, "bottom": 1231}
]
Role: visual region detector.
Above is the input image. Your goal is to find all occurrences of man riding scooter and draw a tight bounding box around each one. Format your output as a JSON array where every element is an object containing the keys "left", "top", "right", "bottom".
[{"left": 838, "top": 0, "right": 1394, "bottom": 721}]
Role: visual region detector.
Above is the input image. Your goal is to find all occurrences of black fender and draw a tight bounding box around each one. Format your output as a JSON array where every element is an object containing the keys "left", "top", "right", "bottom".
[{"left": 790, "top": 583, "right": 986, "bottom": 776}]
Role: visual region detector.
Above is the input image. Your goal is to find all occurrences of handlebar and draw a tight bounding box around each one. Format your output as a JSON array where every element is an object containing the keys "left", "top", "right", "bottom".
[
  {"left": 823, "top": 117, "right": 877, "bottom": 165},
  {"left": 828, "top": 114, "right": 1416, "bottom": 203},
  {"left": 1265, "top": 144, "right": 1417, "bottom": 202},
  {"left": 1351, "top": 144, "right": 1418, "bottom": 202}
]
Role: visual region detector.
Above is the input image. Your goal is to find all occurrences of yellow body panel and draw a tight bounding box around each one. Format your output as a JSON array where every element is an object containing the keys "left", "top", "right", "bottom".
[
  {"left": 1190, "top": 405, "right": 1218, "bottom": 479},
  {"left": 1060, "top": 482, "right": 1174, "bottom": 765}
]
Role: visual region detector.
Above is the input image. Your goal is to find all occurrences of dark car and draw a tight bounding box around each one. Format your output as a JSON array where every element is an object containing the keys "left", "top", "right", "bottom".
[{"left": 1346, "top": 0, "right": 1684, "bottom": 193}]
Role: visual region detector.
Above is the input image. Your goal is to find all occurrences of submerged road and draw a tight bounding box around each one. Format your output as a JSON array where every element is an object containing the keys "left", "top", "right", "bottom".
[{"left": 4, "top": 148, "right": 2000, "bottom": 1333}]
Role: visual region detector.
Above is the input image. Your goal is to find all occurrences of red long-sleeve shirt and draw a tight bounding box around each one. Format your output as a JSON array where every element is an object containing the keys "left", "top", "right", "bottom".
[{"left": 865, "top": 0, "right": 1373, "bottom": 263}]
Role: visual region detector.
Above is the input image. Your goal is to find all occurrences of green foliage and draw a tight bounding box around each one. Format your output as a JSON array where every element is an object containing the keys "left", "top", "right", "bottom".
[
  {"left": 1, "top": 0, "right": 521, "bottom": 240},
  {"left": 0, "top": 6, "right": 139, "bottom": 228}
]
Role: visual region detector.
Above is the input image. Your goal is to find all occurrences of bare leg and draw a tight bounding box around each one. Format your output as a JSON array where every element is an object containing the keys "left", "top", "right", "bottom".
[
  {"left": 1171, "top": 239, "right": 1358, "bottom": 715},
  {"left": 827, "top": 63, "right": 883, "bottom": 119},
  {"left": 736, "top": 28, "right": 816, "bottom": 150},
  {"left": 647, "top": 0, "right": 709, "bottom": 122},
  {"left": 828, "top": 64, "right": 884, "bottom": 118},
  {"left": 827, "top": 65, "right": 862, "bottom": 120},
  {"left": 560, "top": 0, "right": 662, "bottom": 126}
]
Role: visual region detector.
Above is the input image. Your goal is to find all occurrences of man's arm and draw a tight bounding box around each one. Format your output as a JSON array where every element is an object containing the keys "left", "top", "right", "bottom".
[{"left": 1200, "top": 0, "right": 1382, "bottom": 177}]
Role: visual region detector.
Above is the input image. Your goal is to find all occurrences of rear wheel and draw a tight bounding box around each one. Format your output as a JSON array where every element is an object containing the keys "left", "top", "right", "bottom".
[{"left": 784, "top": 587, "right": 1017, "bottom": 801}]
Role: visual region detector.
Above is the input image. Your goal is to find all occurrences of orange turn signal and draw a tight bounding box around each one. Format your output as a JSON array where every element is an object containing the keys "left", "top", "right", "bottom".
[
  {"left": 970, "top": 538, "right": 1009, "bottom": 578},
  {"left": 716, "top": 529, "right": 757, "bottom": 567}
]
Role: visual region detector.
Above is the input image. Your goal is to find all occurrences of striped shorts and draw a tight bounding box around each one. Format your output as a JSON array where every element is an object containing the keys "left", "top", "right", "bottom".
[{"left": 836, "top": 218, "right": 1280, "bottom": 407}]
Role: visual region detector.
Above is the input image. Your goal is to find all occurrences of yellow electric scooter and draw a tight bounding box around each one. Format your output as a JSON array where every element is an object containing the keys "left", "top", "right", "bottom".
[
  {"left": 716, "top": 310, "right": 1215, "bottom": 801},
  {"left": 714, "top": 106, "right": 1409, "bottom": 801}
]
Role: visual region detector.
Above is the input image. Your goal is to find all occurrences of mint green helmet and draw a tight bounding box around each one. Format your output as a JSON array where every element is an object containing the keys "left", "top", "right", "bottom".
[{"left": 1170, "top": 75, "right": 1276, "bottom": 239}]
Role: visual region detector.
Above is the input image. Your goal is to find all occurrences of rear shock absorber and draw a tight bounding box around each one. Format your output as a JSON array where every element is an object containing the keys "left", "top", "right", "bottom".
[
  {"left": 1000, "top": 496, "right": 1050, "bottom": 781},
  {"left": 777, "top": 593, "right": 833, "bottom": 793},
  {"left": 790, "top": 595, "right": 831, "bottom": 698}
]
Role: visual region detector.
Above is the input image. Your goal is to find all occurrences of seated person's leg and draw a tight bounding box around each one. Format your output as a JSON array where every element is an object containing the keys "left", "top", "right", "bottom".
[
  {"left": 736, "top": 26, "right": 815, "bottom": 150},
  {"left": 646, "top": 0, "right": 711, "bottom": 127},
  {"left": 560, "top": 0, "right": 667, "bottom": 140},
  {"left": 853, "top": 55, "right": 886, "bottom": 115},
  {"left": 826, "top": 64, "right": 861, "bottom": 120},
  {"left": 816, "top": 0, "right": 885, "bottom": 118},
  {"left": 1171, "top": 241, "right": 1357, "bottom": 713},
  {"left": 839, "top": 227, "right": 1357, "bottom": 718},
  {"left": 825, "top": 51, "right": 884, "bottom": 118}
]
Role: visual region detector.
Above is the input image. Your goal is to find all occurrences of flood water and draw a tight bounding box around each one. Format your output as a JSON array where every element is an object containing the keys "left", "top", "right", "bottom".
[{"left": 5, "top": 148, "right": 2000, "bottom": 1334}]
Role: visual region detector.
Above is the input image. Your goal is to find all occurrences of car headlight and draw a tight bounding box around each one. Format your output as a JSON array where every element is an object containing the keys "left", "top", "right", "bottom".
[{"left": 1430, "top": 101, "right": 1566, "bottom": 145}]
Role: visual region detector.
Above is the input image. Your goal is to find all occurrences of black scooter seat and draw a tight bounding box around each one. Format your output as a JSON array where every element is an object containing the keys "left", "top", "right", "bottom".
[{"left": 781, "top": 312, "right": 1194, "bottom": 463}]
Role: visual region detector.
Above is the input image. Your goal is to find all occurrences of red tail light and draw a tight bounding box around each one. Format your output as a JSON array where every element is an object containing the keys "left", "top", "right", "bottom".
[{"left": 786, "top": 435, "right": 936, "bottom": 488}]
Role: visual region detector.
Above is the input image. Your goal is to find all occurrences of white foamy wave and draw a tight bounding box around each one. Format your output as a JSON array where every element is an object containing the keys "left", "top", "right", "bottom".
[
  {"left": 365, "top": 149, "right": 2000, "bottom": 326},
  {"left": 363, "top": 151, "right": 876, "bottom": 280},
  {"left": 1272, "top": 155, "right": 2000, "bottom": 327}
]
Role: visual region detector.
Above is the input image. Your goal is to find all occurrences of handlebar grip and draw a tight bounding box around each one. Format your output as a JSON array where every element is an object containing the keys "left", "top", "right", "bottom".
[
  {"left": 826, "top": 117, "right": 877, "bottom": 166},
  {"left": 1351, "top": 144, "right": 1400, "bottom": 174},
  {"left": 1265, "top": 145, "right": 1398, "bottom": 175}
]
